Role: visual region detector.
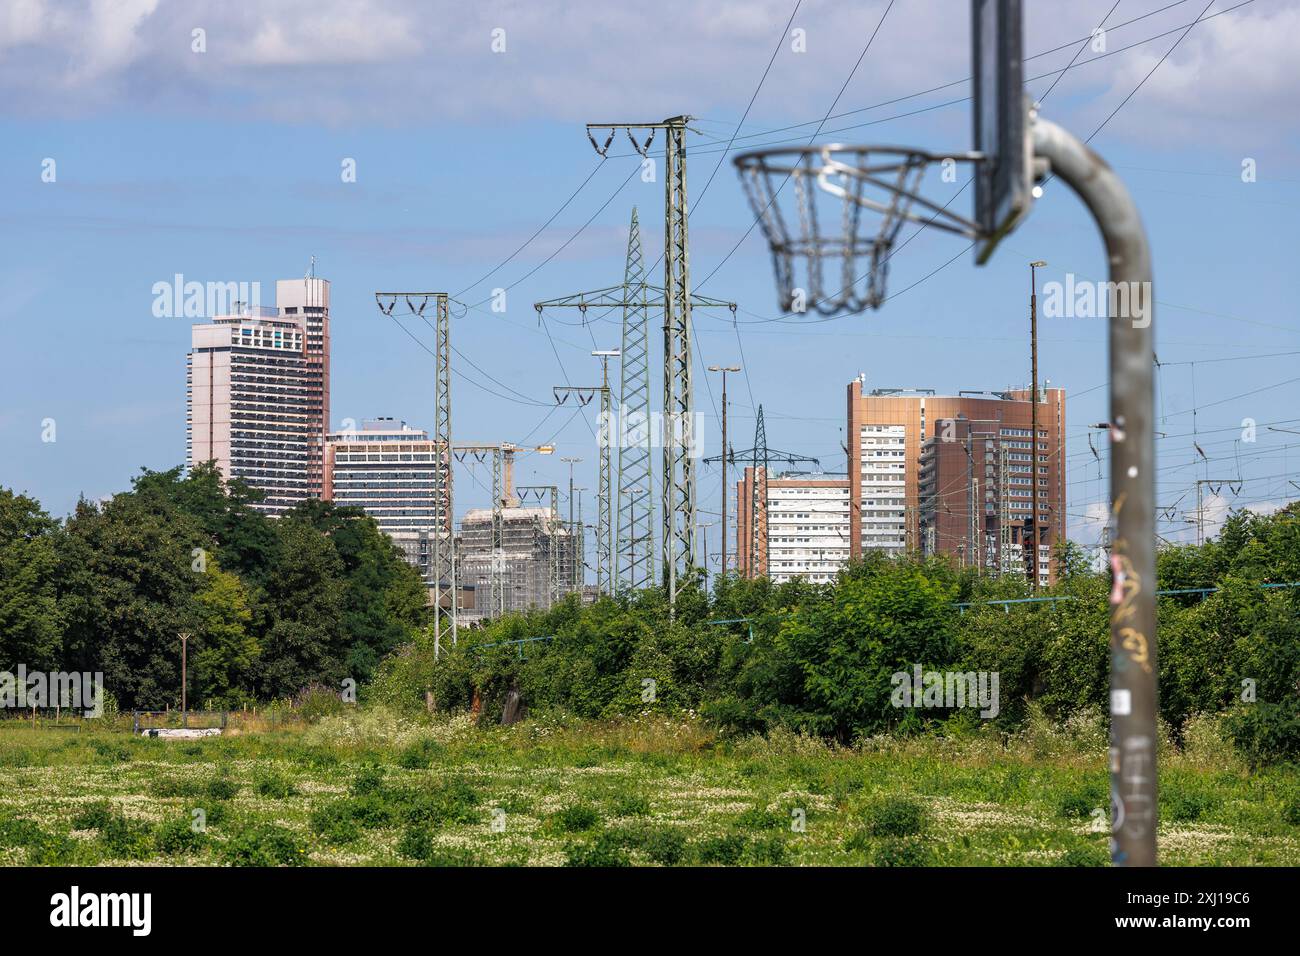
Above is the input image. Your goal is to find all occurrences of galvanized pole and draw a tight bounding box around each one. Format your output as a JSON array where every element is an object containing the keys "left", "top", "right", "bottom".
[
  {"left": 1032, "top": 115, "right": 1157, "bottom": 867},
  {"left": 1029, "top": 260, "right": 1046, "bottom": 590},
  {"left": 179, "top": 632, "right": 189, "bottom": 729}
]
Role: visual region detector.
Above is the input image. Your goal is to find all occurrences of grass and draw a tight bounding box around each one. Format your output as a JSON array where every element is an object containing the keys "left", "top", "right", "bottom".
[{"left": 0, "top": 709, "right": 1295, "bottom": 866}]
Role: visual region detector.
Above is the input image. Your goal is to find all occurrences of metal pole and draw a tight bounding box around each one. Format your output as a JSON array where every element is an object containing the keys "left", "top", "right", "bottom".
[
  {"left": 562, "top": 457, "right": 580, "bottom": 590},
  {"left": 1033, "top": 115, "right": 1156, "bottom": 867},
  {"left": 179, "top": 632, "right": 189, "bottom": 728},
  {"left": 1029, "top": 260, "right": 1045, "bottom": 590},
  {"left": 708, "top": 365, "right": 740, "bottom": 577}
]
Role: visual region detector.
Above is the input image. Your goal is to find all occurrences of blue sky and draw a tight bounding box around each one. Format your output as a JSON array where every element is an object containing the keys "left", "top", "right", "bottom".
[{"left": 2, "top": 0, "right": 1298, "bottom": 565}]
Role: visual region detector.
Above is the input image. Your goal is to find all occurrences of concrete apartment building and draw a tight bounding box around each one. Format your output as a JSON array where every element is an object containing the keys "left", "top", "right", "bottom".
[
  {"left": 456, "top": 505, "right": 577, "bottom": 623},
  {"left": 735, "top": 471, "right": 851, "bottom": 583},
  {"left": 846, "top": 377, "right": 1066, "bottom": 584},
  {"left": 324, "top": 418, "right": 450, "bottom": 581},
  {"left": 187, "top": 276, "right": 331, "bottom": 514}
]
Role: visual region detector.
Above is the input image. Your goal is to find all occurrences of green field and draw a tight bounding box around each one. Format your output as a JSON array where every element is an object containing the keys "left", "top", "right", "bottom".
[{"left": 2, "top": 710, "right": 1296, "bottom": 867}]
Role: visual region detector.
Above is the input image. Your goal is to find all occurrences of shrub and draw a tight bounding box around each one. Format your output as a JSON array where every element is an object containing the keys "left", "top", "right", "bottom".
[
  {"left": 0, "top": 816, "right": 78, "bottom": 865},
  {"left": 746, "top": 835, "right": 788, "bottom": 865},
  {"left": 642, "top": 827, "right": 687, "bottom": 866},
  {"left": 735, "top": 806, "right": 784, "bottom": 831},
  {"left": 206, "top": 776, "right": 240, "bottom": 801},
  {"left": 154, "top": 777, "right": 204, "bottom": 799},
  {"left": 294, "top": 684, "right": 349, "bottom": 722},
  {"left": 221, "top": 823, "right": 307, "bottom": 866},
  {"left": 397, "top": 738, "right": 445, "bottom": 770},
  {"left": 99, "top": 813, "right": 155, "bottom": 860},
  {"left": 873, "top": 837, "right": 931, "bottom": 867},
  {"left": 1058, "top": 843, "right": 1109, "bottom": 867},
  {"left": 694, "top": 834, "right": 747, "bottom": 865},
  {"left": 310, "top": 802, "right": 362, "bottom": 845},
  {"left": 350, "top": 765, "right": 386, "bottom": 796},
  {"left": 396, "top": 779, "right": 479, "bottom": 827},
  {"left": 564, "top": 834, "right": 630, "bottom": 867},
  {"left": 155, "top": 816, "right": 207, "bottom": 855},
  {"left": 71, "top": 801, "right": 115, "bottom": 831},
  {"left": 254, "top": 772, "right": 298, "bottom": 799},
  {"left": 549, "top": 804, "right": 602, "bottom": 834},
  {"left": 1163, "top": 787, "right": 1215, "bottom": 823},
  {"left": 396, "top": 825, "right": 476, "bottom": 866},
  {"left": 862, "top": 795, "right": 929, "bottom": 838}
]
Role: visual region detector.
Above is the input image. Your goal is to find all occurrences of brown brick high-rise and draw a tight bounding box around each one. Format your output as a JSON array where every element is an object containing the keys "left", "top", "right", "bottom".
[{"left": 846, "top": 378, "right": 1066, "bottom": 585}]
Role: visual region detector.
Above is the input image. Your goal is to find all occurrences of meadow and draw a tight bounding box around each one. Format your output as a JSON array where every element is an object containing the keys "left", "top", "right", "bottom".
[{"left": 1, "top": 708, "right": 1297, "bottom": 867}]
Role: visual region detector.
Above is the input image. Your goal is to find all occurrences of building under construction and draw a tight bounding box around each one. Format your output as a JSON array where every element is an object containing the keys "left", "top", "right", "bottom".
[{"left": 456, "top": 506, "right": 579, "bottom": 624}]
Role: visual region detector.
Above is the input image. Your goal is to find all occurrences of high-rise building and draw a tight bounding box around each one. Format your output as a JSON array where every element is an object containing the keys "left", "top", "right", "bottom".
[
  {"left": 324, "top": 418, "right": 449, "bottom": 581},
  {"left": 457, "top": 506, "right": 576, "bottom": 623},
  {"left": 735, "top": 471, "right": 850, "bottom": 583},
  {"left": 276, "top": 277, "right": 330, "bottom": 499},
  {"left": 846, "top": 378, "right": 1066, "bottom": 584},
  {"left": 187, "top": 276, "right": 331, "bottom": 514}
]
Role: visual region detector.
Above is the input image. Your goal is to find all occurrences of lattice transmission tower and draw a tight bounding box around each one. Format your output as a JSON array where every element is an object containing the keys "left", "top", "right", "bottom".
[{"left": 375, "top": 292, "right": 455, "bottom": 651}]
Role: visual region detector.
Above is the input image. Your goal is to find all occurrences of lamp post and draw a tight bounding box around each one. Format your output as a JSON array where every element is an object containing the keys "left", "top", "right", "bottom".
[{"left": 707, "top": 365, "right": 741, "bottom": 576}]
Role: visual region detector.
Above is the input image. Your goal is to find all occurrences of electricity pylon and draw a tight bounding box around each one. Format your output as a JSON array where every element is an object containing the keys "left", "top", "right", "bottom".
[
  {"left": 552, "top": 351, "right": 616, "bottom": 594},
  {"left": 376, "top": 292, "right": 455, "bottom": 651},
  {"left": 618, "top": 208, "right": 653, "bottom": 593},
  {"left": 703, "top": 405, "right": 819, "bottom": 579},
  {"left": 583, "top": 118, "right": 728, "bottom": 609}
]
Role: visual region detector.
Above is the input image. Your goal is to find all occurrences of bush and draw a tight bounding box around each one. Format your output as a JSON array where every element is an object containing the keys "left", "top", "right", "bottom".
[
  {"left": 735, "top": 806, "right": 784, "bottom": 831},
  {"left": 746, "top": 835, "right": 788, "bottom": 865},
  {"left": 1058, "top": 843, "right": 1109, "bottom": 867},
  {"left": 642, "top": 827, "right": 687, "bottom": 866},
  {"left": 564, "top": 833, "right": 631, "bottom": 867},
  {"left": 610, "top": 794, "right": 651, "bottom": 818},
  {"left": 155, "top": 816, "right": 207, "bottom": 855},
  {"left": 396, "top": 825, "right": 476, "bottom": 866},
  {"left": 350, "top": 765, "right": 386, "bottom": 796},
  {"left": 310, "top": 802, "right": 362, "bottom": 845},
  {"left": 862, "top": 795, "right": 929, "bottom": 838},
  {"left": 71, "top": 801, "right": 115, "bottom": 830},
  {"left": 694, "top": 834, "right": 747, "bottom": 865},
  {"left": 154, "top": 777, "right": 205, "bottom": 799},
  {"left": 99, "top": 813, "right": 155, "bottom": 860},
  {"left": 549, "top": 804, "right": 602, "bottom": 834},
  {"left": 254, "top": 772, "right": 298, "bottom": 799},
  {"left": 873, "top": 838, "right": 931, "bottom": 867},
  {"left": 221, "top": 824, "right": 308, "bottom": 866},
  {"left": 1163, "top": 786, "right": 1215, "bottom": 823},
  {"left": 206, "top": 776, "right": 240, "bottom": 800},
  {"left": 397, "top": 738, "right": 445, "bottom": 770},
  {"left": 0, "top": 816, "right": 79, "bottom": 864}
]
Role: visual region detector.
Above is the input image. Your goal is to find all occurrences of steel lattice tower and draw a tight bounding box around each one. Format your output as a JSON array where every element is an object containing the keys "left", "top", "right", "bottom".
[
  {"left": 617, "top": 207, "right": 654, "bottom": 592},
  {"left": 376, "top": 293, "right": 455, "bottom": 651},
  {"left": 751, "top": 405, "right": 768, "bottom": 578}
]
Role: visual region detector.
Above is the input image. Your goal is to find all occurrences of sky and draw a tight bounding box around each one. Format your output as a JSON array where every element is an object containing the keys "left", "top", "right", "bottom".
[{"left": 2, "top": 0, "right": 1298, "bottom": 568}]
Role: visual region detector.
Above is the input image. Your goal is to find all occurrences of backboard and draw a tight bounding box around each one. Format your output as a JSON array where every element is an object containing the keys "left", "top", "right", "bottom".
[{"left": 972, "top": 0, "right": 1030, "bottom": 264}]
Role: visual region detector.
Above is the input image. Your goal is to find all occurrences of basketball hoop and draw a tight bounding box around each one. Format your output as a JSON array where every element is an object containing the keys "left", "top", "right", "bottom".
[{"left": 734, "top": 145, "right": 983, "bottom": 315}]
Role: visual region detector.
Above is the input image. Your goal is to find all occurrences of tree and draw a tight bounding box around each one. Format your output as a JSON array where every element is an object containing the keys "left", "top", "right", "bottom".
[
  {"left": 192, "top": 564, "right": 258, "bottom": 707},
  {"left": 0, "top": 489, "right": 62, "bottom": 672}
]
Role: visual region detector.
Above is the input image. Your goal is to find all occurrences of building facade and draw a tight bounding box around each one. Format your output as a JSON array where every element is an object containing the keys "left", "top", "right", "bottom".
[
  {"left": 187, "top": 276, "right": 331, "bottom": 514},
  {"left": 324, "top": 418, "right": 450, "bottom": 580},
  {"left": 846, "top": 378, "right": 1066, "bottom": 584},
  {"left": 735, "top": 471, "right": 851, "bottom": 583},
  {"left": 457, "top": 506, "right": 576, "bottom": 623}
]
